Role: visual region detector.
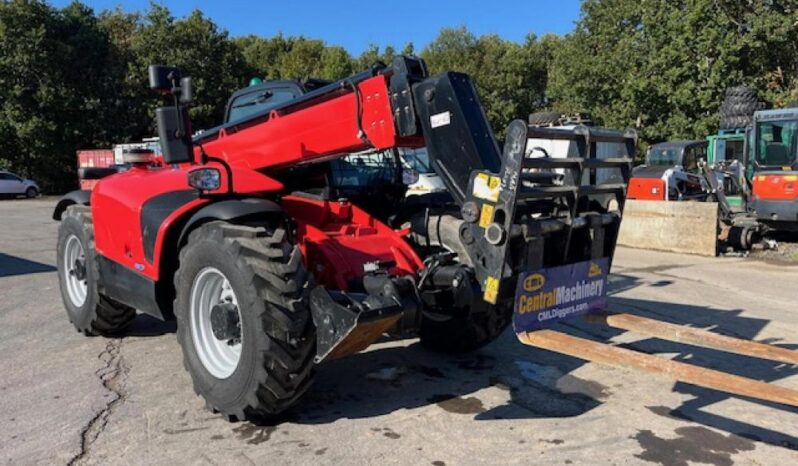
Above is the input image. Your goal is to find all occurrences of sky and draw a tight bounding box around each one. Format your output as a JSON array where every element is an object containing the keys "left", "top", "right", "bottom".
[{"left": 51, "top": 0, "right": 583, "bottom": 54}]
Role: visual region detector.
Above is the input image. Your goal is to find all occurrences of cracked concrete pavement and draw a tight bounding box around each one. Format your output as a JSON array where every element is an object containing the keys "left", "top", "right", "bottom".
[{"left": 1, "top": 198, "right": 797, "bottom": 465}]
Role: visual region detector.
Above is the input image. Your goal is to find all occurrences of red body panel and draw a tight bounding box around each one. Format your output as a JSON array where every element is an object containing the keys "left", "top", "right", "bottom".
[
  {"left": 627, "top": 177, "right": 666, "bottom": 200},
  {"left": 282, "top": 195, "right": 424, "bottom": 290},
  {"left": 91, "top": 166, "right": 207, "bottom": 280},
  {"left": 753, "top": 173, "right": 798, "bottom": 201}
]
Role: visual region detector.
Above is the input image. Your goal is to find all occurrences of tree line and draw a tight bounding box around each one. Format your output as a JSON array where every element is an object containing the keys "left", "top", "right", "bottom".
[{"left": 1, "top": 0, "right": 796, "bottom": 193}]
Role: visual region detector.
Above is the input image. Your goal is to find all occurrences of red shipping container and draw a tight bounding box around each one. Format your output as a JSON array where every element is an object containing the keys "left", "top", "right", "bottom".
[{"left": 77, "top": 150, "right": 114, "bottom": 169}]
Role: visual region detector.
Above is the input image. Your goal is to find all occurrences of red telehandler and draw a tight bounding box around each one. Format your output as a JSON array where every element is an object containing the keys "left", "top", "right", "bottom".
[{"left": 53, "top": 57, "right": 798, "bottom": 421}]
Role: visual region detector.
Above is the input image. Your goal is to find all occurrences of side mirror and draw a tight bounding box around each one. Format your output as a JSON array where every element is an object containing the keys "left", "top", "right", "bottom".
[
  {"left": 149, "top": 65, "right": 194, "bottom": 164},
  {"left": 149, "top": 65, "right": 180, "bottom": 93},
  {"left": 179, "top": 77, "right": 193, "bottom": 104},
  {"left": 156, "top": 106, "right": 193, "bottom": 164}
]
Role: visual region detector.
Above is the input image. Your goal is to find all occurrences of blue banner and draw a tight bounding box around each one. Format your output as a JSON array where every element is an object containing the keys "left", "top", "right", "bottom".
[{"left": 513, "top": 258, "right": 609, "bottom": 333}]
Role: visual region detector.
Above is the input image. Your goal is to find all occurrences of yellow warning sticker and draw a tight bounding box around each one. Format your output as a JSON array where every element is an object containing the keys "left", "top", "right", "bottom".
[
  {"left": 484, "top": 276, "right": 499, "bottom": 304},
  {"left": 479, "top": 203, "right": 494, "bottom": 228},
  {"left": 473, "top": 173, "right": 501, "bottom": 202}
]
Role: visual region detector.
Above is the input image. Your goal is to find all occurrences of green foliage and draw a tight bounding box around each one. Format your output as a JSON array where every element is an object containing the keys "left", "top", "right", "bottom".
[
  {"left": 548, "top": 0, "right": 798, "bottom": 157},
  {"left": 421, "top": 27, "right": 551, "bottom": 136},
  {"left": 0, "top": 0, "right": 114, "bottom": 192},
  {"left": 0, "top": 1, "right": 249, "bottom": 192},
  {"left": 1, "top": 1, "right": 797, "bottom": 191}
]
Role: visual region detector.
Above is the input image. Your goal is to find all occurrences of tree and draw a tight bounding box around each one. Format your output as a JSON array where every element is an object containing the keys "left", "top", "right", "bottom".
[
  {"left": 320, "top": 46, "right": 354, "bottom": 80},
  {"left": 547, "top": 0, "right": 798, "bottom": 154},
  {"left": 421, "top": 27, "right": 550, "bottom": 135},
  {"left": 130, "top": 5, "right": 248, "bottom": 132},
  {"left": 233, "top": 33, "right": 292, "bottom": 79},
  {"left": 0, "top": 0, "right": 114, "bottom": 192}
]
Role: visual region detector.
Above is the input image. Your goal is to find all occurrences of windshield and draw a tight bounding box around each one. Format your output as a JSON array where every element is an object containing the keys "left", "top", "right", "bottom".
[
  {"left": 756, "top": 120, "right": 798, "bottom": 168},
  {"left": 401, "top": 148, "right": 434, "bottom": 173},
  {"left": 329, "top": 151, "right": 398, "bottom": 188},
  {"left": 647, "top": 147, "right": 680, "bottom": 167},
  {"left": 228, "top": 88, "right": 299, "bottom": 123}
]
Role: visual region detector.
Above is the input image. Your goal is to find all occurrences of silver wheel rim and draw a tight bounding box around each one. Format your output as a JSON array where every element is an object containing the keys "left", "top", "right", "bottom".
[
  {"left": 189, "top": 267, "right": 242, "bottom": 379},
  {"left": 63, "top": 235, "right": 88, "bottom": 307}
]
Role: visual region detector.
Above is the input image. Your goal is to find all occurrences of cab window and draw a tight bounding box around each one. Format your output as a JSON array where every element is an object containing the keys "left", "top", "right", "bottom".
[
  {"left": 683, "top": 145, "right": 704, "bottom": 172},
  {"left": 227, "top": 87, "right": 299, "bottom": 123},
  {"left": 757, "top": 120, "right": 798, "bottom": 167},
  {"left": 647, "top": 148, "right": 679, "bottom": 166}
]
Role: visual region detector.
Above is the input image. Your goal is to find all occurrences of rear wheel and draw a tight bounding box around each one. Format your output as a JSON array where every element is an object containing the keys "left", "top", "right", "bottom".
[
  {"left": 174, "top": 222, "right": 315, "bottom": 421},
  {"left": 56, "top": 205, "right": 135, "bottom": 335}
]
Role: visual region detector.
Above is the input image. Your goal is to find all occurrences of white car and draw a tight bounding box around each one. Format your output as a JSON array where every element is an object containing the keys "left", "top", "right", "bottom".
[{"left": 0, "top": 170, "right": 40, "bottom": 198}]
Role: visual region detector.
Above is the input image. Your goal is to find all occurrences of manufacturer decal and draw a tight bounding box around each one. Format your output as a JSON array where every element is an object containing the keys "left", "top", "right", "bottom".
[
  {"left": 479, "top": 203, "right": 494, "bottom": 228},
  {"left": 513, "top": 258, "right": 609, "bottom": 332},
  {"left": 484, "top": 276, "right": 500, "bottom": 304},
  {"left": 472, "top": 173, "right": 501, "bottom": 202},
  {"left": 430, "top": 111, "right": 451, "bottom": 129}
]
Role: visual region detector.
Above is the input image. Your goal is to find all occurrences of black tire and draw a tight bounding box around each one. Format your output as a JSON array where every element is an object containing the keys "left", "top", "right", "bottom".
[
  {"left": 408, "top": 210, "right": 512, "bottom": 353},
  {"left": 720, "top": 101, "right": 760, "bottom": 118},
  {"left": 56, "top": 205, "right": 136, "bottom": 335},
  {"left": 419, "top": 300, "right": 512, "bottom": 354},
  {"left": 25, "top": 187, "right": 38, "bottom": 198},
  {"left": 174, "top": 222, "right": 315, "bottom": 422},
  {"left": 725, "top": 86, "right": 757, "bottom": 101},
  {"left": 529, "top": 111, "right": 564, "bottom": 127},
  {"left": 720, "top": 114, "right": 754, "bottom": 130}
]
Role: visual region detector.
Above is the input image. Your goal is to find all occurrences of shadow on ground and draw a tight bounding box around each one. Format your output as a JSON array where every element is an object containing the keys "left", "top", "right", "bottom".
[
  {"left": 0, "top": 253, "right": 56, "bottom": 277},
  {"left": 117, "top": 272, "right": 798, "bottom": 452}
]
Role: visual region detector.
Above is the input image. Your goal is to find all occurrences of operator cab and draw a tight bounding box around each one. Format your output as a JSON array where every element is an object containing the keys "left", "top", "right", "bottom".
[
  {"left": 751, "top": 110, "right": 798, "bottom": 171},
  {"left": 628, "top": 141, "right": 708, "bottom": 201},
  {"left": 749, "top": 108, "right": 798, "bottom": 230},
  {"left": 220, "top": 77, "right": 433, "bottom": 220},
  {"left": 224, "top": 78, "right": 333, "bottom": 124},
  {"left": 642, "top": 140, "right": 707, "bottom": 172}
]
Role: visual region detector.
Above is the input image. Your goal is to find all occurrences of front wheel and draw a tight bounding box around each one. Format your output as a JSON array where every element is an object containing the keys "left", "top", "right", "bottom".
[
  {"left": 419, "top": 300, "right": 512, "bottom": 354},
  {"left": 56, "top": 205, "right": 135, "bottom": 335},
  {"left": 25, "top": 187, "right": 38, "bottom": 198},
  {"left": 406, "top": 209, "right": 512, "bottom": 353},
  {"left": 174, "top": 222, "right": 315, "bottom": 422}
]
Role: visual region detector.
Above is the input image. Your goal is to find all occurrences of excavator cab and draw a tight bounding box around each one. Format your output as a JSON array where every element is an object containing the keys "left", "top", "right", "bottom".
[{"left": 749, "top": 109, "right": 798, "bottom": 231}]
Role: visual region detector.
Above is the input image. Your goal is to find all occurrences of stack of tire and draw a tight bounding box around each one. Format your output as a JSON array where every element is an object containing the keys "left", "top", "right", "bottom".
[{"left": 720, "top": 86, "right": 767, "bottom": 130}]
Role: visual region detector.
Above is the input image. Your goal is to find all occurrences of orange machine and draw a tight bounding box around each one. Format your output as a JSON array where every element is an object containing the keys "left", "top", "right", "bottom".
[
  {"left": 749, "top": 109, "right": 798, "bottom": 231},
  {"left": 627, "top": 177, "right": 666, "bottom": 200}
]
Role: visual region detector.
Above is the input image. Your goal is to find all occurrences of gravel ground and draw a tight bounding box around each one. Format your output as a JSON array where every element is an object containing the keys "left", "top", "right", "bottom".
[
  {"left": 751, "top": 232, "right": 798, "bottom": 263},
  {"left": 723, "top": 231, "right": 798, "bottom": 263}
]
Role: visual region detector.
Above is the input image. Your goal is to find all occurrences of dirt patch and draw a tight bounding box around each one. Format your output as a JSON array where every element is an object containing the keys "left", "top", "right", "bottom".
[
  {"left": 633, "top": 427, "right": 755, "bottom": 466},
  {"left": 232, "top": 424, "right": 277, "bottom": 445},
  {"left": 428, "top": 394, "right": 486, "bottom": 414},
  {"left": 370, "top": 427, "right": 402, "bottom": 439}
]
